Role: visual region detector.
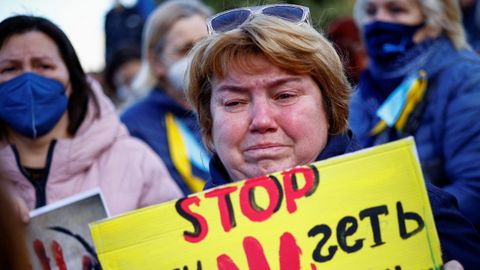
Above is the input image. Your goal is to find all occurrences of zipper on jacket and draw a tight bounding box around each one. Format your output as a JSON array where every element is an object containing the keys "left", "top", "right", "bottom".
[{"left": 11, "top": 140, "right": 57, "bottom": 208}]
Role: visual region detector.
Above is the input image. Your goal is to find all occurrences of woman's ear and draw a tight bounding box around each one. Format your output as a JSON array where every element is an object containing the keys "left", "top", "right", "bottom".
[
  {"left": 65, "top": 81, "right": 73, "bottom": 97},
  {"left": 413, "top": 24, "right": 441, "bottom": 44}
]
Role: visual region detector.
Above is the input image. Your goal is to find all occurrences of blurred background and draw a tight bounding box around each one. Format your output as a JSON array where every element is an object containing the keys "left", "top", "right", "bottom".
[{"left": 0, "top": 0, "right": 355, "bottom": 73}]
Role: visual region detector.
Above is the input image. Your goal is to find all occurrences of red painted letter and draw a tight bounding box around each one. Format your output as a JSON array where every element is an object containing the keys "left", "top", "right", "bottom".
[
  {"left": 282, "top": 166, "right": 319, "bottom": 213},
  {"left": 240, "top": 176, "right": 282, "bottom": 222},
  {"left": 205, "top": 186, "right": 238, "bottom": 232}
]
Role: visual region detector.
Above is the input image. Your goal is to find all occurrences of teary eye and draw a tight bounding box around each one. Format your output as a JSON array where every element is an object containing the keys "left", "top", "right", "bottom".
[
  {"left": 38, "top": 64, "right": 53, "bottom": 70},
  {"left": 225, "top": 100, "right": 241, "bottom": 107},
  {"left": 223, "top": 98, "right": 248, "bottom": 112},
  {"left": 276, "top": 92, "right": 295, "bottom": 100},
  {"left": 274, "top": 90, "right": 300, "bottom": 106},
  {"left": 0, "top": 65, "right": 16, "bottom": 74}
]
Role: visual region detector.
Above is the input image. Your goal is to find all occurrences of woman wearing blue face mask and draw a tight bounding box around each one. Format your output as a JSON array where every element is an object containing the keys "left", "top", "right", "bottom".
[
  {"left": 349, "top": 0, "right": 480, "bottom": 232},
  {"left": 0, "top": 15, "right": 182, "bottom": 220}
]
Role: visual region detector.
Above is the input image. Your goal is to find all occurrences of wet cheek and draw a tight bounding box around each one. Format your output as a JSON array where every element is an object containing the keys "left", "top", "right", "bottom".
[
  {"left": 213, "top": 113, "right": 250, "bottom": 153},
  {"left": 212, "top": 114, "right": 237, "bottom": 147}
]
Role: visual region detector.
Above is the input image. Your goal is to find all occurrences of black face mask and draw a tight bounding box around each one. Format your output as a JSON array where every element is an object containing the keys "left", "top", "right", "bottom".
[{"left": 364, "top": 21, "right": 425, "bottom": 64}]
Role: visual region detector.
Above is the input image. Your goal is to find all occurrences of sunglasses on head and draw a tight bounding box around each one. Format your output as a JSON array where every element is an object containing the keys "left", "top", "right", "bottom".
[{"left": 207, "top": 4, "right": 311, "bottom": 35}]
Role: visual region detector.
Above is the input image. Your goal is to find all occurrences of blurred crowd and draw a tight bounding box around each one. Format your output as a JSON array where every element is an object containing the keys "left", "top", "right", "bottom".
[{"left": 1, "top": 0, "right": 480, "bottom": 269}]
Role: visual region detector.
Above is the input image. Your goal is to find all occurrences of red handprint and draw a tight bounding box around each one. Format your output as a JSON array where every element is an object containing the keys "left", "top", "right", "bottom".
[
  {"left": 51, "top": 240, "right": 67, "bottom": 270},
  {"left": 32, "top": 238, "right": 99, "bottom": 270},
  {"left": 33, "top": 239, "right": 51, "bottom": 270}
]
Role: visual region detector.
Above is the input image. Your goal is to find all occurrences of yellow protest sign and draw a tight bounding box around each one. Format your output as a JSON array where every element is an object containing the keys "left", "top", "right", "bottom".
[{"left": 90, "top": 138, "right": 442, "bottom": 269}]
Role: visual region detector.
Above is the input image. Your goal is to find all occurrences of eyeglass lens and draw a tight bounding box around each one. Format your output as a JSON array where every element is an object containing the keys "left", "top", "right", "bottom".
[
  {"left": 262, "top": 6, "right": 304, "bottom": 23},
  {"left": 211, "top": 9, "right": 251, "bottom": 33}
]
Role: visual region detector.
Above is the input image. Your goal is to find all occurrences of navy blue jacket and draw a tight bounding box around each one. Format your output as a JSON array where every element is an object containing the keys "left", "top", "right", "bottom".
[
  {"left": 350, "top": 37, "right": 480, "bottom": 230},
  {"left": 205, "top": 132, "right": 480, "bottom": 268},
  {"left": 121, "top": 89, "right": 209, "bottom": 195}
]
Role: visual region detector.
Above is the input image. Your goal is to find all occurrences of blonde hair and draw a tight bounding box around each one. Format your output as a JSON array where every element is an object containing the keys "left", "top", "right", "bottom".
[
  {"left": 354, "top": 0, "right": 467, "bottom": 49},
  {"left": 186, "top": 15, "right": 351, "bottom": 152},
  {"left": 131, "top": 0, "right": 211, "bottom": 94}
]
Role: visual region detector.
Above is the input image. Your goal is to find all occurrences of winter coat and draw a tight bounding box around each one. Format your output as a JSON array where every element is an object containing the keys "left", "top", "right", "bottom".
[
  {"left": 206, "top": 131, "right": 480, "bottom": 268},
  {"left": 121, "top": 89, "right": 210, "bottom": 195},
  {"left": 349, "top": 37, "right": 480, "bottom": 229},
  {"left": 0, "top": 79, "right": 182, "bottom": 216}
]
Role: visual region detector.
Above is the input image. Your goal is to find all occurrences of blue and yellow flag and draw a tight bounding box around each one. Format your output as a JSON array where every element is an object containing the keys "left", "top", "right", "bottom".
[{"left": 370, "top": 70, "right": 428, "bottom": 136}]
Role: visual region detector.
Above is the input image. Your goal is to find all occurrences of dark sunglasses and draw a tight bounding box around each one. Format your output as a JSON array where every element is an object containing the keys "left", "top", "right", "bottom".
[{"left": 207, "top": 4, "right": 311, "bottom": 35}]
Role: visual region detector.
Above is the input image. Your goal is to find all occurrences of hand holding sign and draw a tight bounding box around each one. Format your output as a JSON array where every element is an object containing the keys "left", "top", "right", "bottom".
[{"left": 444, "top": 260, "right": 464, "bottom": 270}]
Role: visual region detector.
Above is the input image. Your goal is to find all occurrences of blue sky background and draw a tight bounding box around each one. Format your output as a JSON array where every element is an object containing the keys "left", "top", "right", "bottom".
[{"left": 0, "top": 0, "right": 137, "bottom": 72}]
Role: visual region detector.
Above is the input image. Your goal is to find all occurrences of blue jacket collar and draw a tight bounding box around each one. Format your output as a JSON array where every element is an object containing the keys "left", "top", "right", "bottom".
[{"left": 149, "top": 88, "right": 192, "bottom": 116}]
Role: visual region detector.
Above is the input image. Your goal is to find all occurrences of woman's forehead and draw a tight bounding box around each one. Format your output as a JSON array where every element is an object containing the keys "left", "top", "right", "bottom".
[
  {"left": 0, "top": 31, "right": 61, "bottom": 60},
  {"left": 211, "top": 53, "right": 301, "bottom": 82}
]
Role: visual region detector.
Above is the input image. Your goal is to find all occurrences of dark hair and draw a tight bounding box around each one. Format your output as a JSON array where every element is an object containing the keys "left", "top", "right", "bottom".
[
  {"left": 0, "top": 15, "right": 95, "bottom": 136},
  {"left": 104, "top": 46, "right": 141, "bottom": 98}
]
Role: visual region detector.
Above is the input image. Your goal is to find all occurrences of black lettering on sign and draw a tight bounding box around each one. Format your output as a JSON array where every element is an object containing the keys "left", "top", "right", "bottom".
[
  {"left": 337, "top": 216, "right": 364, "bottom": 253},
  {"left": 308, "top": 224, "right": 337, "bottom": 262},
  {"left": 385, "top": 266, "right": 402, "bottom": 270},
  {"left": 173, "top": 260, "right": 202, "bottom": 270},
  {"left": 397, "top": 201, "right": 424, "bottom": 239},
  {"left": 359, "top": 205, "right": 388, "bottom": 247},
  {"left": 308, "top": 203, "right": 427, "bottom": 266}
]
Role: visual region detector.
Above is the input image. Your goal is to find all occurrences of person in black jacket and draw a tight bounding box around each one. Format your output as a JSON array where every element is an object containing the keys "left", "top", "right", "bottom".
[{"left": 185, "top": 4, "right": 480, "bottom": 269}]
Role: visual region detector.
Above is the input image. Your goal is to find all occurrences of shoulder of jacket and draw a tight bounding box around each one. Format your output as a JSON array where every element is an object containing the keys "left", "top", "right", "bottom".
[{"left": 426, "top": 182, "right": 458, "bottom": 209}]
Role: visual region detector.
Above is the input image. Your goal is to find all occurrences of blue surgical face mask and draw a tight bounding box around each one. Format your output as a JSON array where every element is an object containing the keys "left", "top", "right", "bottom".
[
  {"left": 0, "top": 72, "right": 68, "bottom": 139},
  {"left": 364, "top": 21, "right": 425, "bottom": 64}
]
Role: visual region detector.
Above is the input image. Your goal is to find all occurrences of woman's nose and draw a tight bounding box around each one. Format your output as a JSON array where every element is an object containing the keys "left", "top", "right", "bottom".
[
  {"left": 249, "top": 100, "right": 277, "bottom": 133},
  {"left": 20, "top": 65, "right": 33, "bottom": 74}
]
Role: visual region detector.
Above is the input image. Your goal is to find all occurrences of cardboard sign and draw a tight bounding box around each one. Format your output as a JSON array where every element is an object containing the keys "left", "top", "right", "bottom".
[
  {"left": 28, "top": 189, "right": 108, "bottom": 270},
  {"left": 90, "top": 138, "right": 442, "bottom": 269}
]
